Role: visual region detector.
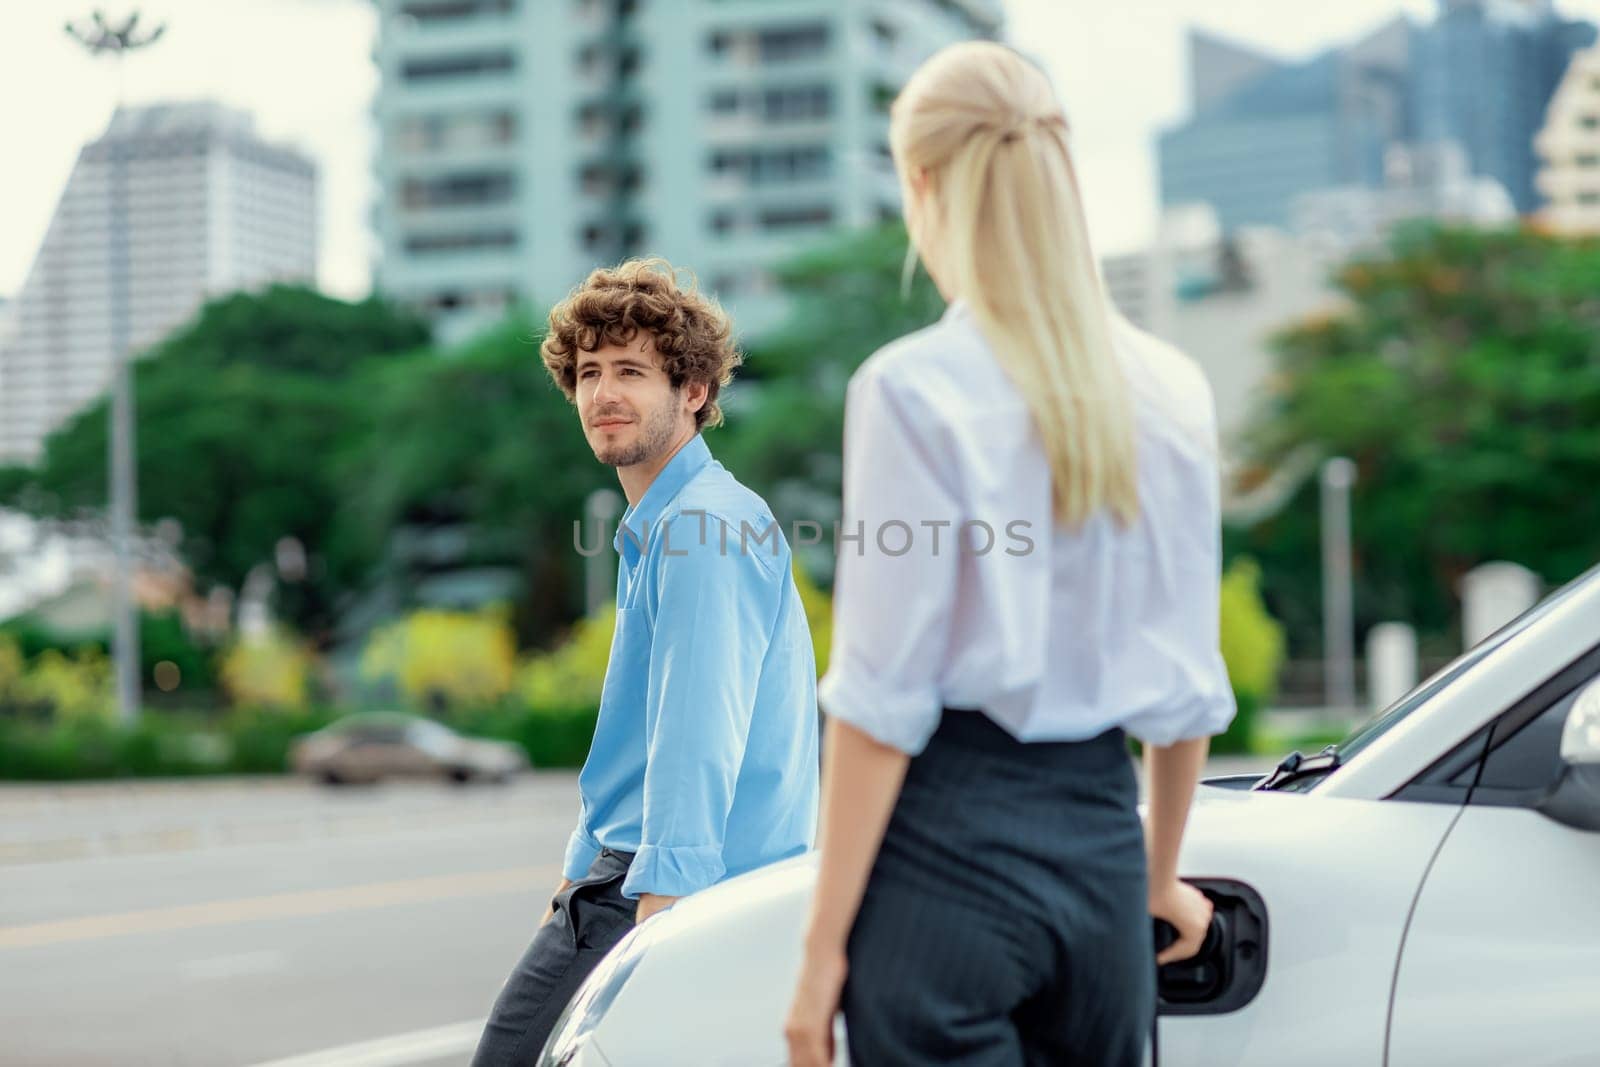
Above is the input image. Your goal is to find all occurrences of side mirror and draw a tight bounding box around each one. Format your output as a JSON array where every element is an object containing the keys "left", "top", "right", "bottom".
[{"left": 1537, "top": 679, "right": 1600, "bottom": 832}]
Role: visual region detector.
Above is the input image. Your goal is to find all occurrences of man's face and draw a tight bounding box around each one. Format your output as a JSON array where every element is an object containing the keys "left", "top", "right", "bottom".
[{"left": 575, "top": 337, "right": 696, "bottom": 468}]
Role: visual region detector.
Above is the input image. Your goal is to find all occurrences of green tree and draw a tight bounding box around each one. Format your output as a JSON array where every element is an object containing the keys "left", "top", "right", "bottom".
[
  {"left": 1234, "top": 224, "right": 1600, "bottom": 648},
  {"left": 0, "top": 286, "right": 429, "bottom": 641},
  {"left": 333, "top": 314, "right": 616, "bottom": 646},
  {"left": 719, "top": 223, "right": 945, "bottom": 535}
]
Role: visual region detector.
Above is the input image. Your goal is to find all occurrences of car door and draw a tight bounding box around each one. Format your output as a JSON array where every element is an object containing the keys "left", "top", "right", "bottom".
[
  {"left": 343, "top": 722, "right": 416, "bottom": 780},
  {"left": 1387, "top": 647, "right": 1600, "bottom": 1066}
]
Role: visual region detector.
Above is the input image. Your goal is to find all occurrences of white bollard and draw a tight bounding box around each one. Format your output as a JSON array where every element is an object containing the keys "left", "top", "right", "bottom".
[
  {"left": 1460, "top": 562, "right": 1540, "bottom": 649},
  {"left": 1367, "top": 622, "right": 1418, "bottom": 712}
]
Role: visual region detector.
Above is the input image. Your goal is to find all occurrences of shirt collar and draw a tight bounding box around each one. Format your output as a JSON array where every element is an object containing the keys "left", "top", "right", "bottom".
[
  {"left": 613, "top": 433, "right": 713, "bottom": 555},
  {"left": 941, "top": 297, "right": 973, "bottom": 323}
]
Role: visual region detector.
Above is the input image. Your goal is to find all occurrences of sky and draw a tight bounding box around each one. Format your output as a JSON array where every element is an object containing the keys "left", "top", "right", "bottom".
[{"left": 1, "top": 0, "right": 1591, "bottom": 301}]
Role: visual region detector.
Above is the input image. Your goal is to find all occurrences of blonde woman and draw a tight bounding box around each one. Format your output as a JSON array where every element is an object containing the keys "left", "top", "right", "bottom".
[{"left": 785, "top": 42, "right": 1235, "bottom": 1067}]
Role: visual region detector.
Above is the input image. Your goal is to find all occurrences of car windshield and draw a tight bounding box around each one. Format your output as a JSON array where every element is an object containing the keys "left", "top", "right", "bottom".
[{"left": 1282, "top": 561, "right": 1600, "bottom": 789}]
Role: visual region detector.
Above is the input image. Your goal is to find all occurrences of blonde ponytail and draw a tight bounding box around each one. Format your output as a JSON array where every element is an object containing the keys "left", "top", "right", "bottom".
[{"left": 891, "top": 42, "right": 1138, "bottom": 528}]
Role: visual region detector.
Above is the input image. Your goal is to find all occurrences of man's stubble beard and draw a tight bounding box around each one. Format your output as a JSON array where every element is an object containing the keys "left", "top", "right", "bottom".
[{"left": 594, "top": 397, "right": 681, "bottom": 468}]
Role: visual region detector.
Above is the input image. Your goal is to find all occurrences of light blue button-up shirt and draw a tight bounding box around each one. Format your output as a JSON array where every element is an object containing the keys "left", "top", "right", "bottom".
[{"left": 562, "top": 434, "right": 819, "bottom": 900}]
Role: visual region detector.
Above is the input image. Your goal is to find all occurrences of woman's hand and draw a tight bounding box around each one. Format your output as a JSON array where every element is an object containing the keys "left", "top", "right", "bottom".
[
  {"left": 784, "top": 944, "right": 847, "bottom": 1067},
  {"left": 1149, "top": 877, "right": 1213, "bottom": 965}
]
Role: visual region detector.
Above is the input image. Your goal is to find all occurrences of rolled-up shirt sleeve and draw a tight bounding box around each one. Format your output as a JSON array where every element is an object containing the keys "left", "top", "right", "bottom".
[
  {"left": 819, "top": 364, "right": 962, "bottom": 756},
  {"left": 622, "top": 512, "right": 779, "bottom": 900},
  {"left": 561, "top": 819, "right": 602, "bottom": 881}
]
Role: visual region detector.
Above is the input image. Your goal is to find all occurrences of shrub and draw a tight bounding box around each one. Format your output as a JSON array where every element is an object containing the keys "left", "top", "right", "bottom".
[
  {"left": 361, "top": 607, "right": 517, "bottom": 710},
  {"left": 15, "top": 648, "right": 114, "bottom": 723},
  {"left": 1215, "top": 557, "right": 1288, "bottom": 754},
  {"left": 0, "top": 632, "right": 21, "bottom": 704},
  {"left": 0, "top": 707, "right": 340, "bottom": 780},
  {"left": 219, "top": 629, "right": 316, "bottom": 711},
  {"left": 792, "top": 562, "right": 832, "bottom": 677},
  {"left": 515, "top": 604, "right": 615, "bottom": 710},
  {"left": 447, "top": 703, "right": 600, "bottom": 769}
]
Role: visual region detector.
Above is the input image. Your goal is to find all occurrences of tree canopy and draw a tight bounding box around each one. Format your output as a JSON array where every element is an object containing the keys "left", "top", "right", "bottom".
[{"left": 1232, "top": 224, "right": 1600, "bottom": 648}]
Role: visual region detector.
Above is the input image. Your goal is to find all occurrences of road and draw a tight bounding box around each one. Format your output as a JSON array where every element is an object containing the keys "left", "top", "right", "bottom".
[
  {"left": 0, "top": 775, "right": 578, "bottom": 1067},
  {"left": 0, "top": 756, "right": 1272, "bottom": 1067}
]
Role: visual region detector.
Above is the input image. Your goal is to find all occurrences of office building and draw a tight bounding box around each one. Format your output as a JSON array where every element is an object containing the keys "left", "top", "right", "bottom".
[
  {"left": 0, "top": 102, "right": 317, "bottom": 465},
  {"left": 1535, "top": 43, "right": 1600, "bottom": 234},
  {"left": 370, "top": 0, "right": 1002, "bottom": 338}
]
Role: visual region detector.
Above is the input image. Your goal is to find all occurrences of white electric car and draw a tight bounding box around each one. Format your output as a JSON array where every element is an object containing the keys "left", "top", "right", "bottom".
[{"left": 539, "top": 563, "right": 1600, "bottom": 1067}]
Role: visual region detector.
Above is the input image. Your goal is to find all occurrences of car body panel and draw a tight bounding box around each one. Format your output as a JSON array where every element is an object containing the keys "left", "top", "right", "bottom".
[
  {"left": 1388, "top": 805, "right": 1600, "bottom": 1066},
  {"left": 583, "top": 787, "right": 1459, "bottom": 1067},
  {"left": 559, "top": 565, "right": 1600, "bottom": 1065},
  {"left": 1156, "top": 789, "right": 1455, "bottom": 1065},
  {"left": 594, "top": 855, "right": 818, "bottom": 1067}
]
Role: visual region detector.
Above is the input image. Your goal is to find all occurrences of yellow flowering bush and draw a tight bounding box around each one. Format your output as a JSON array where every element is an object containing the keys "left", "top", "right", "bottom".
[
  {"left": 0, "top": 633, "right": 22, "bottom": 704},
  {"left": 792, "top": 562, "right": 832, "bottom": 678},
  {"left": 219, "top": 629, "right": 315, "bottom": 711},
  {"left": 361, "top": 607, "right": 517, "bottom": 710},
  {"left": 1217, "top": 556, "right": 1287, "bottom": 752},
  {"left": 16, "top": 648, "right": 114, "bottom": 723},
  {"left": 516, "top": 604, "right": 615, "bottom": 710}
]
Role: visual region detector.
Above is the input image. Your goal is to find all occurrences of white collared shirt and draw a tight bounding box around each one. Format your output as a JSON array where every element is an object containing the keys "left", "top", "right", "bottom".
[{"left": 818, "top": 299, "right": 1237, "bottom": 755}]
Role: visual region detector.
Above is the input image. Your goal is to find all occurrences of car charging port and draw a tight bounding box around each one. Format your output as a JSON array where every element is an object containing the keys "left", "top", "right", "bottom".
[{"left": 1154, "top": 879, "right": 1268, "bottom": 1017}]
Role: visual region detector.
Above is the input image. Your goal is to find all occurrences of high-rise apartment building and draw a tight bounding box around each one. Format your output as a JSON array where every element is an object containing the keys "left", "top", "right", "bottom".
[
  {"left": 1160, "top": 1, "right": 1594, "bottom": 232},
  {"left": 370, "top": 0, "right": 1002, "bottom": 338},
  {"left": 0, "top": 102, "right": 317, "bottom": 465},
  {"left": 1535, "top": 43, "right": 1600, "bottom": 234}
]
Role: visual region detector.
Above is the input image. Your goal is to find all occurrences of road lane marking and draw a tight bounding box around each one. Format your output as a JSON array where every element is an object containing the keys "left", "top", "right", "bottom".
[
  {"left": 242, "top": 1020, "right": 485, "bottom": 1067},
  {"left": 180, "top": 948, "right": 289, "bottom": 981},
  {"left": 0, "top": 866, "right": 550, "bottom": 950}
]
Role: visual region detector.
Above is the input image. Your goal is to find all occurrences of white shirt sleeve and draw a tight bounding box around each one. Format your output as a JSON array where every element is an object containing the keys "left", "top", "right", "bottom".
[{"left": 818, "top": 362, "right": 963, "bottom": 756}]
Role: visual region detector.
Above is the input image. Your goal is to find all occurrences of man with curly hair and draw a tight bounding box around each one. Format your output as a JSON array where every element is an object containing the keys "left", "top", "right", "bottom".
[{"left": 472, "top": 259, "right": 820, "bottom": 1065}]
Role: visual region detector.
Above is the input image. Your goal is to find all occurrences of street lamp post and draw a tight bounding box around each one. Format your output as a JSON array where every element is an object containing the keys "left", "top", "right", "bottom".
[
  {"left": 65, "top": 10, "right": 166, "bottom": 725},
  {"left": 584, "top": 489, "right": 624, "bottom": 616},
  {"left": 1320, "top": 456, "right": 1358, "bottom": 714}
]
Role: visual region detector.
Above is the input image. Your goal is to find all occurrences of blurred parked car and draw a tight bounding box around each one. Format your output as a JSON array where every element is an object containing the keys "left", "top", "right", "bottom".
[
  {"left": 539, "top": 562, "right": 1600, "bottom": 1067},
  {"left": 289, "top": 713, "right": 528, "bottom": 785}
]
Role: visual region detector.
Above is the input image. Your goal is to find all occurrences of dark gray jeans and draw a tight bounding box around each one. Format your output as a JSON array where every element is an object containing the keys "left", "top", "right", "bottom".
[{"left": 471, "top": 849, "right": 635, "bottom": 1067}]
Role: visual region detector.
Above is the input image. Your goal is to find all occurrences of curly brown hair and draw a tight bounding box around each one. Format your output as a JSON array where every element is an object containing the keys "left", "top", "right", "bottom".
[{"left": 541, "top": 258, "right": 742, "bottom": 430}]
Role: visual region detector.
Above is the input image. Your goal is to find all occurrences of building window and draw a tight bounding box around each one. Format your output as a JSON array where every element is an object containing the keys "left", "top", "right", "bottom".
[
  {"left": 707, "top": 23, "right": 829, "bottom": 63},
  {"left": 399, "top": 0, "right": 516, "bottom": 21},
  {"left": 1581, "top": 115, "right": 1600, "bottom": 131},
  {"left": 579, "top": 163, "right": 608, "bottom": 196},
  {"left": 708, "top": 146, "right": 831, "bottom": 184},
  {"left": 403, "top": 229, "right": 518, "bottom": 254},
  {"left": 1578, "top": 153, "right": 1600, "bottom": 168},
  {"left": 763, "top": 85, "right": 831, "bottom": 121},
  {"left": 400, "top": 50, "right": 515, "bottom": 82},
  {"left": 870, "top": 81, "right": 896, "bottom": 115},
  {"left": 759, "top": 24, "right": 829, "bottom": 62},
  {"left": 709, "top": 89, "right": 742, "bottom": 115},
  {"left": 709, "top": 210, "right": 737, "bottom": 235},
  {"left": 416, "top": 287, "right": 517, "bottom": 313},
  {"left": 1578, "top": 191, "right": 1600, "bottom": 205},
  {"left": 400, "top": 171, "right": 516, "bottom": 208},
  {"left": 758, "top": 205, "right": 833, "bottom": 230},
  {"left": 395, "top": 110, "right": 517, "bottom": 152}
]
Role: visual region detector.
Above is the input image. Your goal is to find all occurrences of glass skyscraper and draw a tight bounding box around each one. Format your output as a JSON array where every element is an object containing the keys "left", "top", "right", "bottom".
[{"left": 1159, "top": 1, "right": 1595, "bottom": 231}]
